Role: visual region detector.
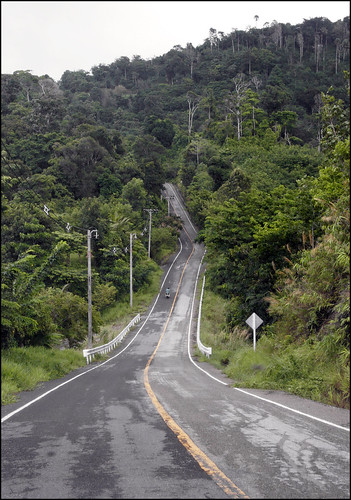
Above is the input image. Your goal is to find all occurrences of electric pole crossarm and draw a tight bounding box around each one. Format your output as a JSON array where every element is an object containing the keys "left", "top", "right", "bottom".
[{"left": 43, "top": 204, "right": 99, "bottom": 350}]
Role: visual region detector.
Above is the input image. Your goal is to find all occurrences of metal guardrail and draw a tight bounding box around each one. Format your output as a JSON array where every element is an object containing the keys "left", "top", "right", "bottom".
[
  {"left": 197, "top": 274, "right": 212, "bottom": 358},
  {"left": 83, "top": 313, "right": 141, "bottom": 364}
]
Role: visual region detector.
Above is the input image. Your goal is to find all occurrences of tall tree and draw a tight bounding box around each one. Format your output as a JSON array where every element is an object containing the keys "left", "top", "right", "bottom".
[
  {"left": 186, "top": 92, "right": 201, "bottom": 136},
  {"left": 209, "top": 28, "right": 218, "bottom": 53},
  {"left": 184, "top": 43, "right": 197, "bottom": 79},
  {"left": 224, "top": 74, "right": 251, "bottom": 140}
]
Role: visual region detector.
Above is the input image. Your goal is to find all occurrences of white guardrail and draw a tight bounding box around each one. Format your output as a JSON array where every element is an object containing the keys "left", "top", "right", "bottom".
[
  {"left": 197, "top": 274, "right": 212, "bottom": 358},
  {"left": 83, "top": 314, "right": 141, "bottom": 364}
]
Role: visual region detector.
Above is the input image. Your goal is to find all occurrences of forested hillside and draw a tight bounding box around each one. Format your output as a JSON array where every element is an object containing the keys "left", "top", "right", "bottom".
[{"left": 1, "top": 17, "right": 349, "bottom": 406}]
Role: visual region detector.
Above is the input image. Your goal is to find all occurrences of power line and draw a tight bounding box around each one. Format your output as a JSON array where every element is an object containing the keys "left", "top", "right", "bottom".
[{"left": 43, "top": 203, "right": 99, "bottom": 349}]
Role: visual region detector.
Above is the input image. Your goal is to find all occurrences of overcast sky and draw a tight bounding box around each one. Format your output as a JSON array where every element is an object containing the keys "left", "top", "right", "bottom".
[{"left": 2, "top": 1, "right": 350, "bottom": 82}]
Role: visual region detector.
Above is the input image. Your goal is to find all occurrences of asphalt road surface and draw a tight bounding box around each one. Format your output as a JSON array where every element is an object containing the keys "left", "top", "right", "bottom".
[{"left": 1, "top": 183, "right": 350, "bottom": 499}]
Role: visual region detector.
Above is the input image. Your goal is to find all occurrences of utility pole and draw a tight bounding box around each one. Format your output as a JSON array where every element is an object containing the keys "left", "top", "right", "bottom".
[
  {"left": 130, "top": 233, "right": 136, "bottom": 309},
  {"left": 43, "top": 205, "right": 99, "bottom": 350},
  {"left": 143, "top": 209, "right": 158, "bottom": 258},
  {"left": 87, "top": 229, "right": 98, "bottom": 348}
]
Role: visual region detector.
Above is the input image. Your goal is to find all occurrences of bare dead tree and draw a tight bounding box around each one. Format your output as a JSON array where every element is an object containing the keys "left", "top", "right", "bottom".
[{"left": 186, "top": 92, "right": 201, "bottom": 136}]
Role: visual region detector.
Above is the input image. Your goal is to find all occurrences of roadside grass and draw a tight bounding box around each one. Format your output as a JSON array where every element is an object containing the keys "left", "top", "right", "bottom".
[
  {"left": 1, "top": 265, "right": 163, "bottom": 406},
  {"left": 1, "top": 347, "right": 86, "bottom": 405},
  {"left": 3, "top": 262, "right": 348, "bottom": 410},
  {"left": 195, "top": 278, "right": 350, "bottom": 409}
]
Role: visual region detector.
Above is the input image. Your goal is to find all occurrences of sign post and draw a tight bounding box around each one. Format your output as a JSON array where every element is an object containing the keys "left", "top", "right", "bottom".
[{"left": 245, "top": 312, "right": 263, "bottom": 351}]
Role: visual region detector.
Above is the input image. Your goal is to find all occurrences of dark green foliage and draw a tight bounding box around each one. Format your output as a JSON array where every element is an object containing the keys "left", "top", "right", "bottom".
[
  {"left": 1, "top": 16, "right": 349, "bottom": 380},
  {"left": 1, "top": 202, "right": 56, "bottom": 262},
  {"left": 97, "top": 171, "right": 123, "bottom": 198},
  {"left": 144, "top": 116, "right": 175, "bottom": 147},
  {"left": 38, "top": 287, "right": 101, "bottom": 348},
  {"left": 204, "top": 183, "right": 326, "bottom": 324},
  {"left": 1, "top": 242, "right": 71, "bottom": 348},
  {"left": 150, "top": 226, "right": 178, "bottom": 263},
  {"left": 121, "top": 178, "right": 147, "bottom": 211},
  {"left": 267, "top": 83, "right": 350, "bottom": 348},
  {"left": 59, "top": 70, "right": 93, "bottom": 94},
  {"left": 47, "top": 136, "right": 109, "bottom": 198},
  {"left": 5, "top": 132, "right": 67, "bottom": 173},
  {"left": 207, "top": 154, "right": 232, "bottom": 190},
  {"left": 215, "top": 167, "right": 251, "bottom": 202}
]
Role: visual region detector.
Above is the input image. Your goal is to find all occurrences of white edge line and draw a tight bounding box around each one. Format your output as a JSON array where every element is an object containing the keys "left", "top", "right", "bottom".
[
  {"left": 3, "top": 220, "right": 348, "bottom": 434},
  {"left": 187, "top": 250, "right": 228, "bottom": 387},
  {"left": 234, "top": 388, "right": 350, "bottom": 432},
  {"left": 159, "top": 237, "right": 183, "bottom": 291},
  {"left": 166, "top": 183, "right": 197, "bottom": 234},
  {"left": 186, "top": 245, "right": 350, "bottom": 433},
  {"left": 2, "top": 238, "right": 184, "bottom": 424}
]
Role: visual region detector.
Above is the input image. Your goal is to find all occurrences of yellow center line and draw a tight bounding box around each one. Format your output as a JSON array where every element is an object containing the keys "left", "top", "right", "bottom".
[{"left": 143, "top": 220, "right": 249, "bottom": 499}]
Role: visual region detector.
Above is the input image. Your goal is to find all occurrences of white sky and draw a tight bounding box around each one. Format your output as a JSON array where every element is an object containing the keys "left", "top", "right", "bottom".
[{"left": 1, "top": 1, "right": 350, "bottom": 82}]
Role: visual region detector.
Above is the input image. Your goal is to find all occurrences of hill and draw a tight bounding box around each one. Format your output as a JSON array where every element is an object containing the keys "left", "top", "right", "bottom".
[{"left": 1, "top": 16, "right": 349, "bottom": 407}]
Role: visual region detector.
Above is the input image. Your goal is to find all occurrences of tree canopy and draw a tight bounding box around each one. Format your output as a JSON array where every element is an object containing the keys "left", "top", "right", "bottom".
[{"left": 1, "top": 17, "right": 349, "bottom": 366}]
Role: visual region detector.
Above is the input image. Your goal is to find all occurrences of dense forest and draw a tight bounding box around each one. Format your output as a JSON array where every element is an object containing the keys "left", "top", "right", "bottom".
[{"left": 1, "top": 17, "right": 350, "bottom": 404}]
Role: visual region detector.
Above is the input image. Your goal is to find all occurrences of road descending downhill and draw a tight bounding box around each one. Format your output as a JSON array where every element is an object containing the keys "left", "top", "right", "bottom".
[{"left": 1, "top": 183, "right": 350, "bottom": 499}]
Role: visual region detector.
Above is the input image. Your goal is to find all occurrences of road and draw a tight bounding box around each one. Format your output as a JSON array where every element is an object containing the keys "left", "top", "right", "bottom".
[{"left": 1, "top": 183, "right": 350, "bottom": 499}]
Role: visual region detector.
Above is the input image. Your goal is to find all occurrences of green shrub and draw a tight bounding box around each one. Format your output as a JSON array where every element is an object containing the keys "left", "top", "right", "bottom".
[
  {"left": 1, "top": 346, "right": 86, "bottom": 405},
  {"left": 197, "top": 282, "right": 350, "bottom": 408}
]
